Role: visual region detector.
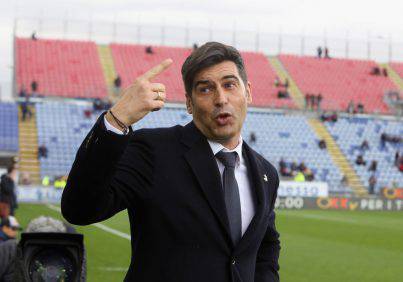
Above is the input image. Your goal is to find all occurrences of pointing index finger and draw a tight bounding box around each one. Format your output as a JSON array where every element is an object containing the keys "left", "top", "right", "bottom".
[{"left": 141, "top": 58, "right": 173, "bottom": 81}]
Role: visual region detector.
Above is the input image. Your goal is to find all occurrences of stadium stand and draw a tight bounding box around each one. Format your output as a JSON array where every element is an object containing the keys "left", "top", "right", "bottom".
[
  {"left": 326, "top": 116, "right": 403, "bottom": 191},
  {"left": 35, "top": 102, "right": 344, "bottom": 191},
  {"left": 16, "top": 38, "right": 107, "bottom": 98},
  {"left": 110, "top": 43, "right": 295, "bottom": 108},
  {"left": 36, "top": 102, "right": 98, "bottom": 178},
  {"left": 0, "top": 103, "right": 19, "bottom": 152},
  {"left": 279, "top": 55, "right": 398, "bottom": 113}
]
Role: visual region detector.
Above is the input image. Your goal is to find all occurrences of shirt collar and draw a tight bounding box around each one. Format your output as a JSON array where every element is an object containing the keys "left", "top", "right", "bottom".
[{"left": 208, "top": 137, "right": 243, "bottom": 159}]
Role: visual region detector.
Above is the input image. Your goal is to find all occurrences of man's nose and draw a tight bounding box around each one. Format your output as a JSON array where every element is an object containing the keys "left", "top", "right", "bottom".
[{"left": 214, "top": 86, "right": 228, "bottom": 106}]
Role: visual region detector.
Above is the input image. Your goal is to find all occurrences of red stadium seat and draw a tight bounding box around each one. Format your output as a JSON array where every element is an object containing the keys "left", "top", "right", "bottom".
[
  {"left": 16, "top": 38, "right": 107, "bottom": 98},
  {"left": 110, "top": 44, "right": 296, "bottom": 108},
  {"left": 279, "top": 54, "right": 397, "bottom": 113}
]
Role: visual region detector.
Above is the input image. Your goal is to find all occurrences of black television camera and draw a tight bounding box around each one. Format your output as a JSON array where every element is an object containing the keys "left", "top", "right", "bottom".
[{"left": 14, "top": 232, "right": 85, "bottom": 282}]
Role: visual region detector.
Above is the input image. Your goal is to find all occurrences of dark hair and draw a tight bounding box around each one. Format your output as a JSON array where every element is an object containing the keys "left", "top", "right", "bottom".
[
  {"left": 181, "top": 42, "right": 248, "bottom": 96},
  {"left": 7, "top": 165, "right": 14, "bottom": 174}
]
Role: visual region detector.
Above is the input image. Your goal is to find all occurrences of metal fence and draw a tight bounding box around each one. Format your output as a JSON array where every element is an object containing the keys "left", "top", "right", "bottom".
[{"left": 14, "top": 17, "right": 403, "bottom": 62}]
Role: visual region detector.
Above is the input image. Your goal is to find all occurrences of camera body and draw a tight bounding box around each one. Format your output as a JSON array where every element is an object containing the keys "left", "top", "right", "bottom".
[{"left": 14, "top": 232, "right": 84, "bottom": 282}]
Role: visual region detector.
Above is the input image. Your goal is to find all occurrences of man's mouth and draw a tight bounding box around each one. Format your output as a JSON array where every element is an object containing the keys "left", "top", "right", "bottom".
[{"left": 215, "top": 112, "right": 232, "bottom": 126}]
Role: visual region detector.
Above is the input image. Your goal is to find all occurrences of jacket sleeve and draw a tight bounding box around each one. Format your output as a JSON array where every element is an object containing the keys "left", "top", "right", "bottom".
[
  {"left": 61, "top": 112, "right": 154, "bottom": 225},
  {"left": 255, "top": 166, "right": 280, "bottom": 282}
]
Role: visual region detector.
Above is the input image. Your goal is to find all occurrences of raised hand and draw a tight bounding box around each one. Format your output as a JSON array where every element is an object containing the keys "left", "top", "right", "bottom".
[{"left": 106, "top": 59, "right": 173, "bottom": 130}]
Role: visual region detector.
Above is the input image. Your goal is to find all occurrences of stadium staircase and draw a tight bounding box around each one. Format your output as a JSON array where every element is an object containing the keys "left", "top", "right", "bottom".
[
  {"left": 97, "top": 44, "right": 118, "bottom": 99},
  {"left": 267, "top": 56, "right": 305, "bottom": 108},
  {"left": 380, "top": 63, "right": 403, "bottom": 90},
  {"left": 308, "top": 118, "right": 368, "bottom": 196},
  {"left": 18, "top": 107, "right": 41, "bottom": 184}
]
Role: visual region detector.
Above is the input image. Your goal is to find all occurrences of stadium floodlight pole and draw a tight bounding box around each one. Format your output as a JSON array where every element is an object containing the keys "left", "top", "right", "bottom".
[
  {"left": 161, "top": 17, "right": 166, "bottom": 46},
  {"left": 184, "top": 21, "right": 189, "bottom": 46},
  {"left": 388, "top": 34, "right": 392, "bottom": 63},
  {"left": 278, "top": 27, "right": 282, "bottom": 55},
  {"left": 63, "top": 12, "right": 68, "bottom": 40},
  {"left": 255, "top": 23, "right": 260, "bottom": 52},
  {"left": 112, "top": 14, "right": 117, "bottom": 43},
  {"left": 232, "top": 20, "right": 236, "bottom": 47},
  {"left": 300, "top": 29, "right": 305, "bottom": 56},
  {"left": 208, "top": 20, "right": 213, "bottom": 41},
  {"left": 367, "top": 31, "right": 371, "bottom": 60},
  {"left": 345, "top": 30, "right": 350, "bottom": 59}
]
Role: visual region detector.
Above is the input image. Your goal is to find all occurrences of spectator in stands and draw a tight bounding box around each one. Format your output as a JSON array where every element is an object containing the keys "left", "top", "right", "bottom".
[
  {"left": 340, "top": 175, "right": 349, "bottom": 187},
  {"left": 368, "top": 160, "right": 377, "bottom": 172},
  {"left": 355, "top": 154, "right": 366, "bottom": 166},
  {"left": 381, "top": 133, "right": 402, "bottom": 147},
  {"left": 21, "top": 95, "right": 32, "bottom": 121},
  {"left": 317, "top": 46, "right": 322, "bottom": 58},
  {"left": 284, "top": 78, "right": 289, "bottom": 89},
  {"left": 31, "top": 31, "right": 37, "bottom": 41},
  {"left": 290, "top": 162, "right": 298, "bottom": 176},
  {"left": 274, "top": 76, "right": 280, "bottom": 87},
  {"left": 38, "top": 144, "right": 48, "bottom": 159},
  {"left": 303, "top": 168, "right": 314, "bottom": 181},
  {"left": 249, "top": 132, "right": 257, "bottom": 144},
  {"left": 380, "top": 133, "right": 387, "bottom": 148},
  {"left": 93, "top": 98, "right": 103, "bottom": 111},
  {"left": 368, "top": 175, "right": 377, "bottom": 194},
  {"left": 305, "top": 94, "right": 311, "bottom": 110},
  {"left": 277, "top": 90, "right": 289, "bottom": 99},
  {"left": 320, "top": 111, "right": 338, "bottom": 122},
  {"left": 360, "top": 140, "right": 370, "bottom": 151},
  {"left": 318, "top": 139, "right": 327, "bottom": 150},
  {"left": 324, "top": 47, "right": 330, "bottom": 59},
  {"left": 193, "top": 43, "right": 198, "bottom": 50},
  {"left": 382, "top": 68, "right": 388, "bottom": 77},
  {"left": 0, "top": 216, "right": 21, "bottom": 242},
  {"left": 279, "top": 158, "right": 292, "bottom": 177},
  {"left": 113, "top": 75, "right": 122, "bottom": 96},
  {"left": 370, "top": 66, "right": 380, "bottom": 76},
  {"left": 145, "top": 46, "right": 154, "bottom": 54},
  {"left": 309, "top": 95, "right": 316, "bottom": 110},
  {"left": 398, "top": 157, "right": 403, "bottom": 172},
  {"left": 83, "top": 109, "right": 92, "bottom": 119},
  {"left": 298, "top": 162, "right": 307, "bottom": 172},
  {"left": 316, "top": 93, "right": 323, "bottom": 111},
  {"left": 0, "top": 166, "right": 18, "bottom": 216},
  {"left": 347, "top": 100, "right": 355, "bottom": 114},
  {"left": 31, "top": 80, "right": 38, "bottom": 93},
  {"left": 21, "top": 172, "right": 32, "bottom": 185},
  {"left": 294, "top": 171, "right": 305, "bottom": 182},
  {"left": 357, "top": 103, "right": 364, "bottom": 114},
  {"left": 18, "top": 87, "right": 27, "bottom": 99}
]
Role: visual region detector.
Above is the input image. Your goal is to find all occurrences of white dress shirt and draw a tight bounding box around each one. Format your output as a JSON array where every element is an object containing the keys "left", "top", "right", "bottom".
[{"left": 104, "top": 116, "right": 255, "bottom": 235}]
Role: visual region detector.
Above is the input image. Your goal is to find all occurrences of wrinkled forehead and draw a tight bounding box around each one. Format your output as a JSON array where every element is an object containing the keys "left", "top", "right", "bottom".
[{"left": 193, "top": 61, "right": 241, "bottom": 84}]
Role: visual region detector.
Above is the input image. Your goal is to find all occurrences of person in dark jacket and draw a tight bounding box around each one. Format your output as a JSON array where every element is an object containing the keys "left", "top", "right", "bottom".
[
  {"left": 61, "top": 42, "right": 280, "bottom": 282},
  {"left": 0, "top": 166, "right": 18, "bottom": 216}
]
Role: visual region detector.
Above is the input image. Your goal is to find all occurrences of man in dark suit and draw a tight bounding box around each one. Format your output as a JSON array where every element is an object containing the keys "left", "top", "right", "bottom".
[{"left": 61, "top": 42, "right": 280, "bottom": 282}]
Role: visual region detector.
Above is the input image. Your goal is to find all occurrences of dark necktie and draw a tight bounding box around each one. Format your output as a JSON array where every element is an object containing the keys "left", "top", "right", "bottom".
[{"left": 215, "top": 151, "right": 242, "bottom": 245}]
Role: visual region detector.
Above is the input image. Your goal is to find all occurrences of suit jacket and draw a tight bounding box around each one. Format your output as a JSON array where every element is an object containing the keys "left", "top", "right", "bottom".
[{"left": 61, "top": 112, "right": 280, "bottom": 282}]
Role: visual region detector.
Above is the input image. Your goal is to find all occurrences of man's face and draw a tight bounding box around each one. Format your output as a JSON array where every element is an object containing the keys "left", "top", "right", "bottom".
[{"left": 186, "top": 61, "right": 252, "bottom": 149}]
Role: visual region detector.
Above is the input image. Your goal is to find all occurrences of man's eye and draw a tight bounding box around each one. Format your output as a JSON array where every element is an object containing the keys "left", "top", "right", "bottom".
[
  {"left": 224, "top": 82, "right": 235, "bottom": 89},
  {"left": 199, "top": 87, "right": 210, "bottom": 93}
]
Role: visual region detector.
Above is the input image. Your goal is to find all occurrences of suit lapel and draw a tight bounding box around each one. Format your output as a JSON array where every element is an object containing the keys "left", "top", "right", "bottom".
[
  {"left": 236, "top": 142, "right": 268, "bottom": 253},
  {"left": 181, "top": 122, "right": 232, "bottom": 243}
]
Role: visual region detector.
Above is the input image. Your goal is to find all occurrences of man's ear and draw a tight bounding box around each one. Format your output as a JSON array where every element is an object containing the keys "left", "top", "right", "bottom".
[
  {"left": 246, "top": 81, "right": 252, "bottom": 104},
  {"left": 186, "top": 94, "right": 193, "bottom": 114}
]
